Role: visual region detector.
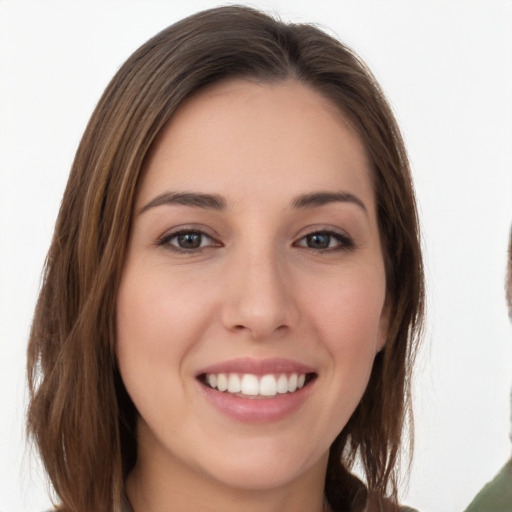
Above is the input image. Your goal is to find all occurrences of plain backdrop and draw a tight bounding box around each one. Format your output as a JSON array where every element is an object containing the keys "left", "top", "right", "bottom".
[{"left": 1, "top": 1, "right": 511, "bottom": 511}]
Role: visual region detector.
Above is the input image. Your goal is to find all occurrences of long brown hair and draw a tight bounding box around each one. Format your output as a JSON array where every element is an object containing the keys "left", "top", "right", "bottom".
[{"left": 27, "top": 6, "right": 424, "bottom": 511}]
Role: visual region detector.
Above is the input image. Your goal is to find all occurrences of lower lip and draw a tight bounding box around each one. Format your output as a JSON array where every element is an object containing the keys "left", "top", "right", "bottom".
[{"left": 199, "top": 381, "right": 313, "bottom": 423}]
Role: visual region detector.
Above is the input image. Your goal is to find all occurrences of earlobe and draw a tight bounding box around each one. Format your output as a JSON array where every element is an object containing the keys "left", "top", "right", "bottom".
[
  {"left": 376, "top": 333, "right": 387, "bottom": 353},
  {"left": 376, "top": 301, "right": 390, "bottom": 353}
]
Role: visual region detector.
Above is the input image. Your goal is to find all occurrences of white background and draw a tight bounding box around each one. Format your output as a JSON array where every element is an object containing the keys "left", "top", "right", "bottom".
[{"left": 1, "top": 1, "right": 511, "bottom": 511}]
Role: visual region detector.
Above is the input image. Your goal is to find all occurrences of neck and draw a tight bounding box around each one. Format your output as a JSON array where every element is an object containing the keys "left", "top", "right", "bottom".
[{"left": 126, "top": 472, "right": 328, "bottom": 512}]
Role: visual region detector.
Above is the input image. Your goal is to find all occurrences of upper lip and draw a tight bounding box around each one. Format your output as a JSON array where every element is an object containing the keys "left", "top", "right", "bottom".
[{"left": 196, "top": 357, "right": 316, "bottom": 377}]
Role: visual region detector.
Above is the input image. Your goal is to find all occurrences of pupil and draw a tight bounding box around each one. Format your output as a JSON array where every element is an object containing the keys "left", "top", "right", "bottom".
[
  {"left": 178, "top": 233, "right": 201, "bottom": 249},
  {"left": 308, "top": 233, "right": 329, "bottom": 249}
]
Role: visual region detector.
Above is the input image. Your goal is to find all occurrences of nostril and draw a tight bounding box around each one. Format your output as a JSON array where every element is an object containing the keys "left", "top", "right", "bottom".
[{"left": 230, "top": 323, "right": 289, "bottom": 336}]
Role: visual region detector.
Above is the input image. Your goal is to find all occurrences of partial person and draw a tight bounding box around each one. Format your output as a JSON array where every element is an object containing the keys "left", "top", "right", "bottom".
[{"left": 464, "top": 226, "right": 512, "bottom": 511}]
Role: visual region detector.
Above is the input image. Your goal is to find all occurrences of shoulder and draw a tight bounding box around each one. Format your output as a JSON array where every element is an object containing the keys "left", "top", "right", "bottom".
[
  {"left": 364, "top": 493, "right": 419, "bottom": 512},
  {"left": 464, "top": 457, "right": 512, "bottom": 512}
]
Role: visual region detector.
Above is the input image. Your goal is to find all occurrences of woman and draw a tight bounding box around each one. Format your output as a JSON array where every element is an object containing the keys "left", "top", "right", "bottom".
[{"left": 27, "top": 6, "right": 424, "bottom": 512}]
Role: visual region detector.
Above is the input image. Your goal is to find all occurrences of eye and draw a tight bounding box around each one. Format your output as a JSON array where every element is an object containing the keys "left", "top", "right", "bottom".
[
  {"left": 157, "top": 229, "right": 220, "bottom": 252},
  {"left": 294, "top": 230, "right": 354, "bottom": 252}
]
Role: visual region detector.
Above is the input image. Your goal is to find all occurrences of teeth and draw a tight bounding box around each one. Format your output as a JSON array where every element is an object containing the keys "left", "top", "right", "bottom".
[
  {"left": 241, "top": 374, "right": 259, "bottom": 395},
  {"left": 288, "top": 373, "right": 298, "bottom": 392},
  {"left": 204, "top": 372, "right": 310, "bottom": 397},
  {"left": 277, "top": 374, "right": 288, "bottom": 394},
  {"left": 207, "top": 374, "right": 217, "bottom": 389},
  {"left": 217, "top": 373, "right": 228, "bottom": 392},
  {"left": 227, "top": 374, "right": 241, "bottom": 393},
  {"left": 260, "top": 375, "right": 277, "bottom": 396}
]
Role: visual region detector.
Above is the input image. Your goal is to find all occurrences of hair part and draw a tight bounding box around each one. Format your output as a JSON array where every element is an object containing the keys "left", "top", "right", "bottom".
[{"left": 27, "top": 6, "right": 424, "bottom": 511}]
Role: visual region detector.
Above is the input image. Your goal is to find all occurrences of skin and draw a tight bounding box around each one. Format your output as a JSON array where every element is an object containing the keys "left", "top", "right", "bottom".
[{"left": 116, "top": 79, "right": 389, "bottom": 512}]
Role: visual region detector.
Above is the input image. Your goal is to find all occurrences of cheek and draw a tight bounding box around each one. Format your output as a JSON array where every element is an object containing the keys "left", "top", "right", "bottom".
[
  {"left": 306, "top": 270, "right": 386, "bottom": 401},
  {"left": 309, "top": 272, "right": 386, "bottom": 352},
  {"left": 294, "top": 273, "right": 386, "bottom": 449},
  {"left": 115, "top": 264, "right": 215, "bottom": 401}
]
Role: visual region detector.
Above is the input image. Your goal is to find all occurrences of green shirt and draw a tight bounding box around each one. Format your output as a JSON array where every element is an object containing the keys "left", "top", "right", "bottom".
[{"left": 464, "top": 458, "right": 512, "bottom": 512}]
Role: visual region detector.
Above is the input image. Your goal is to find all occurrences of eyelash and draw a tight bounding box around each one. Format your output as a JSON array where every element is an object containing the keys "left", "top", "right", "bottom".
[{"left": 156, "top": 228, "right": 354, "bottom": 254}]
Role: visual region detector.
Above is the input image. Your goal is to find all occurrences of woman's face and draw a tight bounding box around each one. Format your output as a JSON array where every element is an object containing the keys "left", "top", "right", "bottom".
[{"left": 116, "top": 79, "right": 388, "bottom": 493}]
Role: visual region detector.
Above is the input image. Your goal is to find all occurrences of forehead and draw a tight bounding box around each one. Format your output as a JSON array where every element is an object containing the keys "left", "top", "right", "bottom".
[{"left": 138, "top": 79, "right": 373, "bottom": 211}]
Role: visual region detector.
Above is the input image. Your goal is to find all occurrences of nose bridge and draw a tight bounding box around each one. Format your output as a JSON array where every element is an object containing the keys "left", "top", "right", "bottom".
[{"left": 222, "top": 239, "right": 296, "bottom": 337}]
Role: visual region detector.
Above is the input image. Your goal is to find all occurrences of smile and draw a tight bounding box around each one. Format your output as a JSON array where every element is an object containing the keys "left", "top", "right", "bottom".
[
  {"left": 196, "top": 358, "right": 318, "bottom": 422},
  {"left": 199, "top": 372, "right": 316, "bottom": 398}
]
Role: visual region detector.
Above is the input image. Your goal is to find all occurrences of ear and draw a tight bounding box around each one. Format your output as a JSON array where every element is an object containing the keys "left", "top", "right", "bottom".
[{"left": 376, "top": 299, "right": 390, "bottom": 353}]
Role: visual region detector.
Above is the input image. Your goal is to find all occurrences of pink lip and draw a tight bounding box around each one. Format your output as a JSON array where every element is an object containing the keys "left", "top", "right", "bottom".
[
  {"left": 196, "top": 357, "right": 317, "bottom": 423},
  {"left": 196, "top": 357, "right": 316, "bottom": 377},
  {"left": 199, "top": 381, "right": 314, "bottom": 423}
]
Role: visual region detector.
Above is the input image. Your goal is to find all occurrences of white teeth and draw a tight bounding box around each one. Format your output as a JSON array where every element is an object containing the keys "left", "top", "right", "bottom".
[
  {"left": 259, "top": 375, "right": 277, "bottom": 396},
  {"left": 207, "top": 374, "right": 217, "bottom": 389},
  {"left": 217, "top": 373, "right": 228, "bottom": 392},
  {"left": 240, "top": 374, "right": 259, "bottom": 395},
  {"left": 288, "top": 373, "right": 298, "bottom": 392},
  {"left": 227, "top": 374, "right": 241, "bottom": 393},
  {"left": 277, "top": 374, "right": 288, "bottom": 394},
  {"left": 204, "top": 372, "right": 310, "bottom": 396}
]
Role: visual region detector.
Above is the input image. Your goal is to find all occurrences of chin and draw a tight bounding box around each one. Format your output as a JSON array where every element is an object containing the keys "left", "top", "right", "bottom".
[
  {"left": 202, "top": 458, "right": 311, "bottom": 491},
  {"left": 189, "top": 436, "right": 328, "bottom": 491}
]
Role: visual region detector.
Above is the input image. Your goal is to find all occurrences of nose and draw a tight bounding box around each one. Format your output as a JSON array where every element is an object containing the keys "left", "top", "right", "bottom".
[{"left": 221, "top": 247, "right": 299, "bottom": 339}]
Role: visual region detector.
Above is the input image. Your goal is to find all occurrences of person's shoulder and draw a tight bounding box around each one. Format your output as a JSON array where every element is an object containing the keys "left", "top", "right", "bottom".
[
  {"left": 364, "top": 492, "right": 419, "bottom": 512},
  {"left": 464, "top": 457, "right": 512, "bottom": 512}
]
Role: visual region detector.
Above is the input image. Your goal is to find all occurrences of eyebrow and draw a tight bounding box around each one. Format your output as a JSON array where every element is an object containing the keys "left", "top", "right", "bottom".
[
  {"left": 139, "top": 190, "right": 367, "bottom": 215},
  {"left": 291, "top": 191, "right": 368, "bottom": 213},
  {"left": 139, "top": 192, "right": 226, "bottom": 214}
]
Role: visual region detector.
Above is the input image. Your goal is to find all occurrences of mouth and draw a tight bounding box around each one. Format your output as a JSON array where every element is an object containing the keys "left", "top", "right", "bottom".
[
  {"left": 195, "top": 358, "right": 318, "bottom": 421},
  {"left": 197, "top": 372, "right": 317, "bottom": 399}
]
